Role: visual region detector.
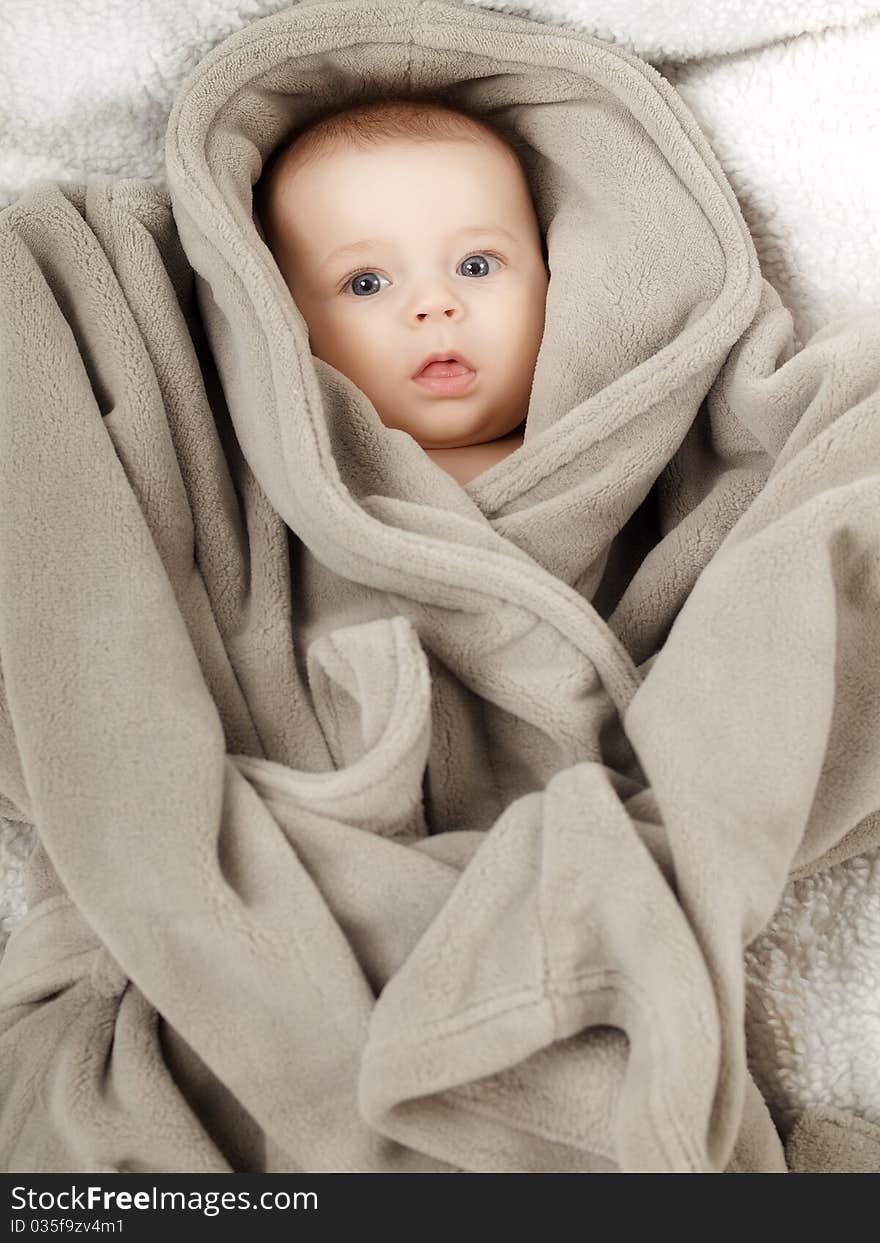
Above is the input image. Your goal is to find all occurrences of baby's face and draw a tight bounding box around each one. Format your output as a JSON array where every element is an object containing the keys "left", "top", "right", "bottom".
[{"left": 264, "top": 136, "right": 549, "bottom": 450}]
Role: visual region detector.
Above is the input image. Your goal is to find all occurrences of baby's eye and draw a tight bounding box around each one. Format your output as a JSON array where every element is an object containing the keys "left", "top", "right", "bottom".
[
  {"left": 347, "top": 272, "right": 390, "bottom": 297},
  {"left": 459, "top": 253, "right": 501, "bottom": 278}
]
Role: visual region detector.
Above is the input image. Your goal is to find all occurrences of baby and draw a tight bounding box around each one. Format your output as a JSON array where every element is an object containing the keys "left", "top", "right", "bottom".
[{"left": 256, "top": 97, "right": 550, "bottom": 486}]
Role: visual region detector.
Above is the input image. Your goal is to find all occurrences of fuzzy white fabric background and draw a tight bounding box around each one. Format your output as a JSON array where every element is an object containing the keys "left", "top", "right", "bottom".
[{"left": 1, "top": 0, "right": 879, "bottom": 1143}]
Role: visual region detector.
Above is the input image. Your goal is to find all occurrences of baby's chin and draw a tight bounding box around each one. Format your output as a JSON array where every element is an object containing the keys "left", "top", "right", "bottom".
[{"left": 385, "top": 407, "right": 523, "bottom": 450}]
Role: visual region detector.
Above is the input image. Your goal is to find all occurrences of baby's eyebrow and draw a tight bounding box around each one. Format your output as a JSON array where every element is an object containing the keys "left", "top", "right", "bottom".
[{"left": 320, "top": 225, "right": 517, "bottom": 269}]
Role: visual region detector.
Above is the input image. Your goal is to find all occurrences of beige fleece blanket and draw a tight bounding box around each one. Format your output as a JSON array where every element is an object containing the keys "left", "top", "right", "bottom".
[{"left": 1, "top": 0, "right": 879, "bottom": 1174}]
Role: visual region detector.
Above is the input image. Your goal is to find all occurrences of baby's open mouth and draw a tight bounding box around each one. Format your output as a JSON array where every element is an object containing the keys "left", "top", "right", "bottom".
[
  {"left": 412, "top": 360, "right": 478, "bottom": 397},
  {"left": 416, "top": 359, "right": 473, "bottom": 379},
  {"left": 411, "top": 350, "right": 477, "bottom": 379}
]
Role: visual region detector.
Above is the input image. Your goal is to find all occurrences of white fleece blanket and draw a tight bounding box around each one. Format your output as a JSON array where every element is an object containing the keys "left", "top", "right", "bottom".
[{"left": 1, "top": 0, "right": 879, "bottom": 1147}]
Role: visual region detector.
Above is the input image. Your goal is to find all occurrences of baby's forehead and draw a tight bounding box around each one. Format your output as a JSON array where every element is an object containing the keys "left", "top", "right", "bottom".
[{"left": 260, "top": 128, "right": 536, "bottom": 250}]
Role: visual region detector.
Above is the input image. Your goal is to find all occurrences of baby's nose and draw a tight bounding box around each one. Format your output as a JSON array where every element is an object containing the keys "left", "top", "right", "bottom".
[{"left": 413, "top": 278, "right": 465, "bottom": 322}]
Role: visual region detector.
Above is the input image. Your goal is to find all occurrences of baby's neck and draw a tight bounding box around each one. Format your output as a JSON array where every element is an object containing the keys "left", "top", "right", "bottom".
[{"left": 424, "top": 429, "right": 524, "bottom": 487}]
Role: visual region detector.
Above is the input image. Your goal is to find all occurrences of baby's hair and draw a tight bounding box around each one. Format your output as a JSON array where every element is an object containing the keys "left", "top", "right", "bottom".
[{"left": 255, "top": 95, "right": 533, "bottom": 245}]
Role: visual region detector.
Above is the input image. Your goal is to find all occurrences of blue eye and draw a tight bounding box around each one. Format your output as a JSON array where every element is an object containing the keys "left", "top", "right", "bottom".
[
  {"left": 459, "top": 253, "right": 498, "bottom": 278},
  {"left": 348, "top": 272, "right": 390, "bottom": 297}
]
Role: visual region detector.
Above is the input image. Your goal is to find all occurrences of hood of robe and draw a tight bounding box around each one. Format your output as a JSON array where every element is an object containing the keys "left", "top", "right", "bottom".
[{"left": 165, "top": 0, "right": 763, "bottom": 684}]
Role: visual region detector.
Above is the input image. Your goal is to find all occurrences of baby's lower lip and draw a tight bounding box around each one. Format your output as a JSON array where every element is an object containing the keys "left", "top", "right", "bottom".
[{"left": 412, "top": 368, "right": 477, "bottom": 396}]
